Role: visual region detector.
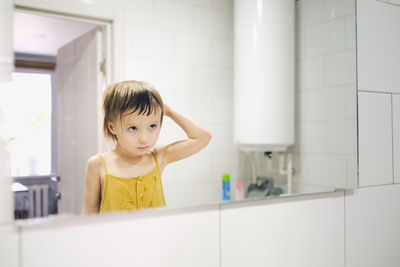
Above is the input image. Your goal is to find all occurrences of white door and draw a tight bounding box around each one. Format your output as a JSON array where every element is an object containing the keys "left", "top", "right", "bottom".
[{"left": 56, "top": 27, "right": 104, "bottom": 214}]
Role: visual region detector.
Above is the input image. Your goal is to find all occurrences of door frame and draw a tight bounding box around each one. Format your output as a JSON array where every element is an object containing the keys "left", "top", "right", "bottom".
[
  {"left": 13, "top": 6, "right": 113, "bottom": 86},
  {"left": 13, "top": 7, "right": 113, "bottom": 175}
]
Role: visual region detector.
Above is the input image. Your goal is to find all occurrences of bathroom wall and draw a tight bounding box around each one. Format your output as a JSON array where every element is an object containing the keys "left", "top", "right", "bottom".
[
  {"left": 14, "top": 0, "right": 238, "bottom": 207},
  {"left": 2, "top": 0, "right": 400, "bottom": 267},
  {"left": 134, "top": 0, "right": 236, "bottom": 206},
  {"left": 357, "top": 0, "right": 400, "bottom": 187},
  {"left": 346, "top": 0, "right": 400, "bottom": 266},
  {"left": 241, "top": 0, "right": 358, "bottom": 193},
  {"left": 289, "top": 0, "right": 357, "bottom": 190}
]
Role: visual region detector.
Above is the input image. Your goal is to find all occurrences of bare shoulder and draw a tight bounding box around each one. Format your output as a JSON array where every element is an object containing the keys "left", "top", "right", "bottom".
[{"left": 86, "top": 154, "right": 103, "bottom": 176}]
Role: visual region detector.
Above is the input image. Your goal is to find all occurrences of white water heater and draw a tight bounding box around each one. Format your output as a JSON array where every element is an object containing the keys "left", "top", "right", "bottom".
[{"left": 233, "top": 0, "right": 295, "bottom": 151}]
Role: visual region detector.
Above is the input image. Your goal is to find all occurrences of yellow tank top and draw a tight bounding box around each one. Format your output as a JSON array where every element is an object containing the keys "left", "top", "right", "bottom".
[{"left": 98, "top": 151, "right": 166, "bottom": 213}]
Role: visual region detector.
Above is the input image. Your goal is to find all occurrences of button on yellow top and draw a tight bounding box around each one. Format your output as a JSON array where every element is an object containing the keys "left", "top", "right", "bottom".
[{"left": 98, "top": 151, "right": 166, "bottom": 213}]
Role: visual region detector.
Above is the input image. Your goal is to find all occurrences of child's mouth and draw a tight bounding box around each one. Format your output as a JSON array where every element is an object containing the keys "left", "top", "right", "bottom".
[{"left": 137, "top": 146, "right": 149, "bottom": 150}]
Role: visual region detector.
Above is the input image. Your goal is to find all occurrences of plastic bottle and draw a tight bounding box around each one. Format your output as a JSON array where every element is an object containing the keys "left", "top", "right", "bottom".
[
  {"left": 222, "top": 174, "right": 230, "bottom": 201},
  {"left": 235, "top": 181, "right": 245, "bottom": 201}
]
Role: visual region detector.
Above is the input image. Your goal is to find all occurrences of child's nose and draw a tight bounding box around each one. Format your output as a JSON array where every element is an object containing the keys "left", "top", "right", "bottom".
[{"left": 138, "top": 133, "right": 147, "bottom": 143}]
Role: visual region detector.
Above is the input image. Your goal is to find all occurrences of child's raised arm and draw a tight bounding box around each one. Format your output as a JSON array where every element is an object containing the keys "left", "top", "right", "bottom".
[
  {"left": 156, "top": 104, "right": 211, "bottom": 168},
  {"left": 82, "top": 156, "right": 102, "bottom": 214}
]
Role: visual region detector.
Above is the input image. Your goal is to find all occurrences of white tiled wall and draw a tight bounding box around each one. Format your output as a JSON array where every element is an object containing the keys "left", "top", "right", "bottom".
[
  {"left": 356, "top": 0, "right": 400, "bottom": 187},
  {"left": 357, "top": 0, "right": 400, "bottom": 93},
  {"left": 221, "top": 192, "right": 345, "bottom": 267},
  {"left": 345, "top": 184, "right": 400, "bottom": 267},
  {"left": 12, "top": 0, "right": 236, "bottom": 207},
  {"left": 122, "top": 0, "right": 235, "bottom": 206},
  {"left": 393, "top": 94, "right": 400, "bottom": 183},
  {"left": 21, "top": 208, "right": 220, "bottom": 267},
  {"left": 288, "top": 0, "right": 357, "bottom": 190},
  {"left": 358, "top": 92, "right": 393, "bottom": 186}
]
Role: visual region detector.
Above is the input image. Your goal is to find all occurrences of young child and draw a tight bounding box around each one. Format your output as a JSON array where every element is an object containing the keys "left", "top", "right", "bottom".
[{"left": 82, "top": 80, "right": 211, "bottom": 214}]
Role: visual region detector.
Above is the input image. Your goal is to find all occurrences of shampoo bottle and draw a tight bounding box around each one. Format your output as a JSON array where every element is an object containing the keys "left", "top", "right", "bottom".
[{"left": 222, "top": 174, "right": 230, "bottom": 201}]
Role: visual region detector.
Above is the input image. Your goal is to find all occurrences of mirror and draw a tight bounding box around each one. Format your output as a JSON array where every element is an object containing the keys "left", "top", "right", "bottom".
[{"left": 1, "top": 0, "right": 357, "bottom": 221}]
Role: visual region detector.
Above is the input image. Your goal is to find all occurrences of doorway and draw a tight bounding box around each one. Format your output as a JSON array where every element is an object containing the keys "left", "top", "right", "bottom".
[{"left": 9, "top": 9, "right": 111, "bottom": 217}]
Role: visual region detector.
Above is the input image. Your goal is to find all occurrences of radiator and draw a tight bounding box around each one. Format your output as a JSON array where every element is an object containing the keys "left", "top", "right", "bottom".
[
  {"left": 13, "top": 175, "right": 60, "bottom": 220},
  {"left": 28, "top": 184, "right": 49, "bottom": 218}
]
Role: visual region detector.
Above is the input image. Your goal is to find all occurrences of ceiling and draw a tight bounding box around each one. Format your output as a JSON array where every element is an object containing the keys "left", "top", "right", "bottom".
[{"left": 14, "top": 12, "right": 98, "bottom": 56}]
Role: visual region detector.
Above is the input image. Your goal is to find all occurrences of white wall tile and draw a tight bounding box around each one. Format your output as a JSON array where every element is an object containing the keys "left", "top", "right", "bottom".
[
  {"left": 297, "top": 0, "right": 324, "bottom": 28},
  {"left": 323, "top": 0, "right": 355, "bottom": 19},
  {"left": 346, "top": 184, "right": 400, "bottom": 267},
  {"left": 345, "top": 14, "right": 356, "bottom": 49},
  {"left": 304, "top": 23, "right": 327, "bottom": 58},
  {"left": 298, "top": 121, "right": 325, "bottom": 153},
  {"left": 125, "top": 58, "right": 153, "bottom": 82},
  {"left": 192, "top": 65, "right": 232, "bottom": 96},
  {"left": 175, "top": 152, "right": 214, "bottom": 184},
  {"left": 300, "top": 87, "right": 347, "bottom": 121},
  {"left": 299, "top": 57, "right": 325, "bottom": 90},
  {"left": 304, "top": 18, "right": 345, "bottom": 58},
  {"left": 346, "top": 85, "right": 357, "bottom": 119},
  {"left": 194, "top": 182, "right": 221, "bottom": 204},
  {"left": 325, "top": 50, "right": 356, "bottom": 86},
  {"left": 210, "top": 96, "right": 233, "bottom": 124},
  {"left": 154, "top": 0, "right": 193, "bottom": 33},
  {"left": 211, "top": 0, "right": 232, "bottom": 11},
  {"left": 163, "top": 184, "right": 196, "bottom": 206},
  {"left": 202, "top": 123, "right": 237, "bottom": 153},
  {"left": 161, "top": 161, "right": 177, "bottom": 185},
  {"left": 324, "top": 18, "right": 346, "bottom": 54},
  {"left": 212, "top": 152, "right": 239, "bottom": 183},
  {"left": 0, "top": 225, "right": 19, "bottom": 267},
  {"left": 304, "top": 154, "right": 347, "bottom": 188},
  {"left": 174, "top": 33, "right": 211, "bottom": 64},
  {"left": 221, "top": 192, "right": 345, "bottom": 267},
  {"left": 393, "top": 94, "right": 400, "bottom": 183},
  {"left": 159, "top": 92, "right": 213, "bottom": 125},
  {"left": 358, "top": 92, "right": 393, "bottom": 186},
  {"left": 389, "top": 0, "right": 400, "bottom": 6},
  {"left": 192, "top": 7, "right": 231, "bottom": 39},
  {"left": 128, "top": 26, "right": 174, "bottom": 60},
  {"left": 357, "top": 0, "right": 400, "bottom": 93},
  {"left": 152, "top": 61, "right": 193, "bottom": 93},
  {"left": 22, "top": 208, "right": 220, "bottom": 267},
  {"left": 326, "top": 120, "right": 357, "bottom": 154},
  {"left": 124, "top": 0, "right": 153, "bottom": 27},
  {"left": 346, "top": 155, "right": 358, "bottom": 188},
  {"left": 210, "top": 39, "right": 232, "bottom": 67}
]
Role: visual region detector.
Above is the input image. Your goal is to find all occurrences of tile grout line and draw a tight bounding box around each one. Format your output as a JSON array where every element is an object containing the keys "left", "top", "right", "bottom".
[
  {"left": 391, "top": 94, "right": 395, "bottom": 184},
  {"left": 218, "top": 203, "right": 222, "bottom": 267},
  {"left": 355, "top": 0, "right": 360, "bottom": 189},
  {"left": 344, "top": 191, "right": 347, "bottom": 267}
]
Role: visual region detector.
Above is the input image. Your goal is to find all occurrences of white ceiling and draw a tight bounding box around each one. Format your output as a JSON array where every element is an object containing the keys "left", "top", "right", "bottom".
[{"left": 14, "top": 12, "right": 98, "bottom": 56}]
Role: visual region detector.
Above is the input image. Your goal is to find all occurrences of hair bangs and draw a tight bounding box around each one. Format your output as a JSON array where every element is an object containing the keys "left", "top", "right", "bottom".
[{"left": 121, "top": 89, "right": 160, "bottom": 118}]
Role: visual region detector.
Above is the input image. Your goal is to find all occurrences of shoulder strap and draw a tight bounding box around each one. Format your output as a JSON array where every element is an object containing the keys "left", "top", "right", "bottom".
[
  {"left": 98, "top": 153, "right": 108, "bottom": 174},
  {"left": 151, "top": 150, "right": 159, "bottom": 167}
]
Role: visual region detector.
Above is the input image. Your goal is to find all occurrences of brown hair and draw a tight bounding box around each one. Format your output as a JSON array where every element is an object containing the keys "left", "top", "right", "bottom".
[{"left": 103, "top": 80, "right": 164, "bottom": 142}]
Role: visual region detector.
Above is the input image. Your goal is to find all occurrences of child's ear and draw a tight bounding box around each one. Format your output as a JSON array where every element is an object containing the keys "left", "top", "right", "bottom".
[{"left": 108, "top": 121, "right": 116, "bottom": 135}]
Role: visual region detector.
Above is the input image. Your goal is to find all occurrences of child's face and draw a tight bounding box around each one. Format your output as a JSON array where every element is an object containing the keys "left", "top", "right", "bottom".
[{"left": 109, "top": 107, "right": 162, "bottom": 156}]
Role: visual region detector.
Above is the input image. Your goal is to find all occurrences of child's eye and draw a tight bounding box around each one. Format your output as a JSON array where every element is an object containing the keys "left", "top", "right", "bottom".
[
  {"left": 128, "top": 126, "right": 137, "bottom": 131},
  {"left": 150, "top": 124, "right": 157, "bottom": 129}
]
